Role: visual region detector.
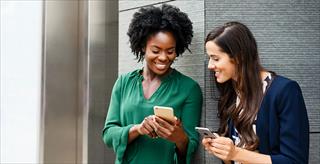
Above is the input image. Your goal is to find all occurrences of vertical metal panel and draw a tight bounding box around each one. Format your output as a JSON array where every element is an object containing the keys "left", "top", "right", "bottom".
[
  {"left": 88, "top": 0, "right": 118, "bottom": 163},
  {"left": 42, "top": 0, "right": 80, "bottom": 163},
  {"left": 42, "top": 0, "right": 118, "bottom": 163},
  {"left": 78, "top": 1, "right": 89, "bottom": 163}
]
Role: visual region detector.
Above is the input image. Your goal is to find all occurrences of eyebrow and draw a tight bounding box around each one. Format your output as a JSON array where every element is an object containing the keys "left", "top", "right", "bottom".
[{"left": 207, "top": 53, "right": 217, "bottom": 57}]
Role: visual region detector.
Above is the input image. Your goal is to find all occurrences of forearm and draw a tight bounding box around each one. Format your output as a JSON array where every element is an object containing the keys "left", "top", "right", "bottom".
[
  {"left": 232, "top": 147, "right": 271, "bottom": 164},
  {"left": 175, "top": 133, "right": 189, "bottom": 158},
  {"left": 128, "top": 124, "right": 140, "bottom": 144}
]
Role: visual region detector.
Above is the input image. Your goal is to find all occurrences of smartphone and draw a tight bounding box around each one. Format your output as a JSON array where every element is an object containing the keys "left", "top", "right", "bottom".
[
  {"left": 195, "top": 127, "right": 219, "bottom": 139},
  {"left": 153, "top": 106, "right": 175, "bottom": 123}
]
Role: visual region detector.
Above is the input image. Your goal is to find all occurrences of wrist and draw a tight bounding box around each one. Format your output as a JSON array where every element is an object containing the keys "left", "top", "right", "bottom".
[
  {"left": 176, "top": 133, "right": 188, "bottom": 147},
  {"left": 231, "top": 146, "right": 241, "bottom": 161},
  {"left": 131, "top": 124, "right": 142, "bottom": 135},
  {"left": 175, "top": 133, "right": 189, "bottom": 157}
]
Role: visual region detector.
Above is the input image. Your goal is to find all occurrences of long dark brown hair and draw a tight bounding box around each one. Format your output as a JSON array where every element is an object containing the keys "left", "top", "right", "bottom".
[{"left": 206, "top": 22, "right": 264, "bottom": 150}]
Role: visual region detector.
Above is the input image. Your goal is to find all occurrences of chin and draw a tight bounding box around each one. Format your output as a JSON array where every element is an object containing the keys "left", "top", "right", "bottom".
[
  {"left": 216, "top": 78, "right": 227, "bottom": 84},
  {"left": 154, "top": 69, "right": 169, "bottom": 75},
  {"left": 216, "top": 80, "right": 223, "bottom": 84}
]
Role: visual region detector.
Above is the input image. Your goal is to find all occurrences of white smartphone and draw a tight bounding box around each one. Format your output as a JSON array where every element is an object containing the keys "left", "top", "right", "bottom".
[
  {"left": 153, "top": 106, "right": 175, "bottom": 123},
  {"left": 195, "top": 127, "right": 219, "bottom": 139}
]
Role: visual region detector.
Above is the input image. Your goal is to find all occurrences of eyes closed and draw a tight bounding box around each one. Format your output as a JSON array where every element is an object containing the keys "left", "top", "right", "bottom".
[
  {"left": 151, "top": 47, "right": 175, "bottom": 55},
  {"left": 208, "top": 54, "right": 219, "bottom": 62}
]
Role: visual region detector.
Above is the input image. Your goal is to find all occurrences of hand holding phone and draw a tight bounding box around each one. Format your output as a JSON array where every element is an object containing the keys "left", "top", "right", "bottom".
[
  {"left": 153, "top": 106, "right": 175, "bottom": 123},
  {"left": 195, "top": 127, "right": 219, "bottom": 139}
]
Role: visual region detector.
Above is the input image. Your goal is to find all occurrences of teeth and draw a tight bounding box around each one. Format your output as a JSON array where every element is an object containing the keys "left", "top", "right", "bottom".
[{"left": 156, "top": 63, "right": 166, "bottom": 70}]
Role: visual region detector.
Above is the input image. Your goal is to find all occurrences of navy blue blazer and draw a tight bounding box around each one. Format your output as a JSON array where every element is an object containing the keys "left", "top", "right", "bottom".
[{"left": 228, "top": 75, "right": 309, "bottom": 164}]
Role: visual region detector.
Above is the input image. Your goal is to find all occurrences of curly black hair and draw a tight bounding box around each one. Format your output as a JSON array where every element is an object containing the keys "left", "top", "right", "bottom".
[{"left": 127, "top": 4, "right": 193, "bottom": 62}]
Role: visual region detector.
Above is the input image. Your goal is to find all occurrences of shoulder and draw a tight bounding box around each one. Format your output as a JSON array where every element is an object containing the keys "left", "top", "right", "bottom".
[
  {"left": 268, "top": 75, "right": 304, "bottom": 108},
  {"left": 269, "top": 75, "right": 301, "bottom": 93},
  {"left": 112, "top": 69, "right": 142, "bottom": 90},
  {"left": 174, "top": 70, "right": 201, "bottom": 90},
  {"left": 173, "top": 69, "right": 199, "bottom": 85},
  {"left": 173, "top": 70, "right": 203, "bottom": 100},
  {"left": 117, "top": 69, "right": 141, "bottom": 81},
  {"left": 263, "top": 75, "right": 303, "bottom": 106},
  {"left": 272, "top": 75, "right": 293, "bottom": 86}
]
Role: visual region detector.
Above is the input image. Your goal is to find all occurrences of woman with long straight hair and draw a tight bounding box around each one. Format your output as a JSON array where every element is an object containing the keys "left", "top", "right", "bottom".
[{"left": 202, "top": 21, "right": 309, "bottom": 164}]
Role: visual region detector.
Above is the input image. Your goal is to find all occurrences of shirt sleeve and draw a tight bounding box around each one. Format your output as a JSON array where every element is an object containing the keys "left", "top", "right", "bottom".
[
  {"left": 175, "top": 82, "right": 203, "bottom": 164},
  {"left": 102, "top": 75, "right": 134, "bottom": 163},
  {"left": 270, "top": 81, "right": 309, "bottom": 164}
]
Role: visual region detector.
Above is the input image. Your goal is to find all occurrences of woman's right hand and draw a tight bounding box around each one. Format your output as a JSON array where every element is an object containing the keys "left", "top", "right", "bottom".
[
  {"left": 202, "top": 137, "right": 235, "bottom": 164},
  {"left": 137, "top": 115, "right": 158, "bottom": 138},
  {"left": 202, "top": 137, "right": 213, "bottom": 151}
]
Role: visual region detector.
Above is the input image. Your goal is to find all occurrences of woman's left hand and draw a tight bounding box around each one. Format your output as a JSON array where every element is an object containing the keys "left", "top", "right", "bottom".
[
  {"left": 206, "top": 136, "right": 237, "bottom": 161},
  {"left": 153, "top": 116, "right": 188, "bottom": 144}
]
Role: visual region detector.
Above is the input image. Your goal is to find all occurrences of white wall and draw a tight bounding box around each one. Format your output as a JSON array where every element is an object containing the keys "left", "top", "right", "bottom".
[{"left": 1, "top": 1, "right": 43, "bottom": 163}]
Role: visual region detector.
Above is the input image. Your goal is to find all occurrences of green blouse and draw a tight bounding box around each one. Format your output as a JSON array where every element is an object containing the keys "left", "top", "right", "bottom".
[{"left": 102, "top": 69, "right": 203, "bottom": 164}]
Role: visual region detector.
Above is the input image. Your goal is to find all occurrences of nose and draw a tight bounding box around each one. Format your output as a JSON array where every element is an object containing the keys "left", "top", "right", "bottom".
[
  {"left": 158, "top": 52, "right": 169, "bottom": 62},
  {"left": 207, "top": 59, "right": 216, "bottom": 70}
]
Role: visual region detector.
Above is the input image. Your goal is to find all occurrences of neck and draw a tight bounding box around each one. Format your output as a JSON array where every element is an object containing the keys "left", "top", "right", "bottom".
[{"left": 142, "top": 67, "right": 172, "bottom": 81}]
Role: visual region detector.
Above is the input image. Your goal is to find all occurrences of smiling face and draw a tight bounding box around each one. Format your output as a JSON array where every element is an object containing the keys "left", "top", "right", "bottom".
[
  {"left": 206, "top": 41, "right": 237, "bottom": 83},
  {"left": 144, "top": 31, "right": 176, "bottom": 75}
]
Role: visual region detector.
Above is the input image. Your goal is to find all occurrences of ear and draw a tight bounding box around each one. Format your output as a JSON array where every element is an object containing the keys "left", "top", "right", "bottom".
[{"left": 230, "top": 56, "right": 238, "bottom": 64}]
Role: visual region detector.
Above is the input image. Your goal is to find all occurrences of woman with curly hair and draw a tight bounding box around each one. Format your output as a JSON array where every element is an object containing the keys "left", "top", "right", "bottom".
[
  {"left": 102, "top": 4, "right": 202, "bottom": 164},
  {"left": 202, "top": 21, "right": 309, "bottom": 163}
]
